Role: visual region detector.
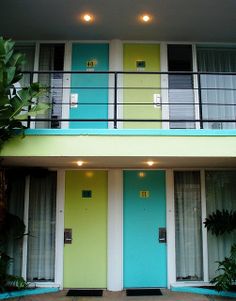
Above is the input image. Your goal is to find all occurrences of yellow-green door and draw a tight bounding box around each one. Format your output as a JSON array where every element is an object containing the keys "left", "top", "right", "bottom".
[
  {"left": 64, "top": 171, "right": 107, "bottom": 288},
  {"left": 123, "top": 44, "right": 161, "bottom": 128}
]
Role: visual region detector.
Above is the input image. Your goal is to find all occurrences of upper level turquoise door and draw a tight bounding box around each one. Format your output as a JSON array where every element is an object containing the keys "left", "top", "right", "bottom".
[
  {"left": 70, "top": 43, "right": 109, "bottom": 128},
  {"left": 124, "top": 170, "right": 167, "bottom": 288}
]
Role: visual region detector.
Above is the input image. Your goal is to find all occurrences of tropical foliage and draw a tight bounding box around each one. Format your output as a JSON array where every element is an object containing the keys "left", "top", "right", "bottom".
[
  {"left": 211, "top": 244, "right": 236, "bottom": 292},
  {"left": 0, "top": 36, "right": 48, "bottom": 147},
  {"left": 205, "top": 209, "right": 236, "bottom": 291},
  {"left": 204, "top": 209, "right": 236, "bottom": 236}
]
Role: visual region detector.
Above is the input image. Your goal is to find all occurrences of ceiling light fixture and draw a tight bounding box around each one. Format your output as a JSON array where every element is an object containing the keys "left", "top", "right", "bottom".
[
  {"left": 77, "top": 160, "right": 84, "bottom": 166},
  {"left": 147, "top": 161, "right": 154, "bottom": 166},
  {"left": 83, "top": 14, "right": 92, "bottom": 22},
  {"left": 141, "top": 14, "right": 151, "bottom": 22}
]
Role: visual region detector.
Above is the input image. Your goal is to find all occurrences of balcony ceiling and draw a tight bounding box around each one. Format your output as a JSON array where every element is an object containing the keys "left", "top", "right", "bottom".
[{"left": 1, "top": 0, "right": 236, "bottom": 42}]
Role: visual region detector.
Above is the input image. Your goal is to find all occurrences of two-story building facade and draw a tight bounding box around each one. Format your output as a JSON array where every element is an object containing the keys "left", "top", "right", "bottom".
[{"left": 1, "top": 0, "right": 236, "bottom": 292}]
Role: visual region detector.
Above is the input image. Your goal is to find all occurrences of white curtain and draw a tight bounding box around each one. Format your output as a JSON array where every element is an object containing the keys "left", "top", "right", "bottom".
[
  {"left": 174, "top": 171, "right": 203, "bottom": 281},
  {"left": 15, "top": 45, "right": 35, "bottom": 88},
  {"left": 37, "top": 44, "right": 64, "bottom": 129},
  {"left": 197, "top": 47, "right": 236, "bottom": 129},
  {"left": 6, "top": 174, "right": 25, "bottom": 276},
  {"left": 205, "top": 171, "right": 236, "bottom": 280},
  {"left": 27, "top": 172, "right": 56, "bottom": 282}
]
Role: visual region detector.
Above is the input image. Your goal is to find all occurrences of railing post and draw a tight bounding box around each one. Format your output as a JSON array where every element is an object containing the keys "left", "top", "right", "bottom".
[
  {"left": 197, "top": 72, "right": 203, "bottom": 129},
  {"left": 27, "top": 71, "right": 34, "bottom": 128},
  {"left": 114, "top": 72, "right": 118, "bottom": 129}
]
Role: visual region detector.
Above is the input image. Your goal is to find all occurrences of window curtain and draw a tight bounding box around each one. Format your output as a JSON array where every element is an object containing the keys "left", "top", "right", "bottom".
[
  {"left": 6, "top": 175, "right": 25, "bottom": 276},
  {"left": 197, "top": 47, "right": 236, "bottom": 129},
  {"left": 205, "top": 171, "right": 236, "bottom": 280},
  {"left": 174, "top": 171, "right": 203, "bottom": 281},
  {"left": 27, "top": 172, "right": 57, "bottom": 281},
  {"left": 37, "top": 45, "right": 64, "bottom": 129},
  {"left": 15, "top": 45, "right": 35, "bottom": 88}
]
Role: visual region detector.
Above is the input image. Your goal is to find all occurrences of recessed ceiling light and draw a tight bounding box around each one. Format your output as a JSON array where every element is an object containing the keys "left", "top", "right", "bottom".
[
  {"left": 141, "top": 14, "right": 151, "bottom": 22},
  {"left": 77, "top": 160, "right": 84, "bottom": 166},
  {"left": 147, "top": 161, "right": 154, "bottom": 166},
  {"left": 83, "top": 14, "right": 93, "bottom": 22}
]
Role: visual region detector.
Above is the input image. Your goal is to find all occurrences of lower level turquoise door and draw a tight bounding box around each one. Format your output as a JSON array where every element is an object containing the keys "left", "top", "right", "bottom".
[
  {"left": 70, "top": 43, "right": 109, "bottom": 128},
  {"left": 124, "top": 170, "right": 167, "bottom": 288}
]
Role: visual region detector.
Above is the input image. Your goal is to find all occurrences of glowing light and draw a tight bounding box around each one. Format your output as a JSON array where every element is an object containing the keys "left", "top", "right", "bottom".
[
  {"left": 147, "top": 161, "right": 154, "bottom": 166},
  {"left": 83, "top": 14, "right": 92, "bottom": 22},
  {"left": 77, "top": 161, "right": 84, "bottom": 166},
  {"left": 142, "top": 15, "right": 150, "bottom": 22}
]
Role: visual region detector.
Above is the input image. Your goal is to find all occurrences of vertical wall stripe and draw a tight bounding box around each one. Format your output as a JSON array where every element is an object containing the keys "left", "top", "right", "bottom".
[
  {"left": 22, "top": 176, "right": 30, "bottom": 279},
  {"left": 166, "top": 169, "right": 176, "bottom": 287},
  {"left": 55, "top": 170, "right": 65, "bottom": 288},
  {"left": 200, "top": 169, "right": 209, "bottom": 282},
  {"left": 108, "top": 40, "right": 123, "bottom": 129},
  {"left": 160, "top": 43, "right": 169, "bottom": 129},
  {"left": 62, "top": 42, "right": 72, "bottom": 129},
  {"left": 107, "top": 170, "right": 123, "bottom": 291},
  {"left": 192, "top": 44, "right": 201, "bottom": 129}
]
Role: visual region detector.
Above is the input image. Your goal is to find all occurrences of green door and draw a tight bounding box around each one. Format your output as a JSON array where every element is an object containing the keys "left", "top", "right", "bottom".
[
  {"left": 123, "top": 44, "right": 161, "bottom": 128},
  {"left": 64, "top": 171, "right": 107, "bottom": 288}
]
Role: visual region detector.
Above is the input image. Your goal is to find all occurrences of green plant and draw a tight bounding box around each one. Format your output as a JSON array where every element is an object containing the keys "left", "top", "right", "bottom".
[
  {"left": 210, "top": 244, "right": 236, "bottom": 291},
  {"left": 204, "top": 209, "right": 236, "bottom": 236},
  {"left": 205, "top": 209, "right": 236, "bottom": 291},
  {"left": 0, "top": 253, "right": 27, "bottom": 292},
  {"left": 0, "top": 36, "right": 49, "bottom": 147}
]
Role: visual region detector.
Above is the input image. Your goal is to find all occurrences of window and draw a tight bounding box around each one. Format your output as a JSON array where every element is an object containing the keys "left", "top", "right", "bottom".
[
  {"left": 174, "top": 171, "right": 203, "bottom": 281},
  {"left": 6, "top": 170, "right": 57, "bottom": 282},
  {"left": 168, "top": 45, "right": 195, "bottom": 129},
  {"left": 205, "top": 171, "right": 236, "bottom": 279},
  {"left": 197, "top": 46, "right": 236, "bottom": 129},
  {"left": 37, "top": 44, "right": 65, "bottom": 129}
]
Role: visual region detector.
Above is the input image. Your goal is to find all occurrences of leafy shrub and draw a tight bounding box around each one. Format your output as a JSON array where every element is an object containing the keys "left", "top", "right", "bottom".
[
  {"left": 0, "top": 252, "right": 27, "bottom": 292},
  {"left": 210, "top": 244, "right": 236, "bottom": 291}
]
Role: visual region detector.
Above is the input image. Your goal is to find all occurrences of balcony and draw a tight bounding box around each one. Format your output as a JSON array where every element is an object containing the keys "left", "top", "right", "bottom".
[{"left": 20, "top": 70, "right": 236, "bottom": 131}]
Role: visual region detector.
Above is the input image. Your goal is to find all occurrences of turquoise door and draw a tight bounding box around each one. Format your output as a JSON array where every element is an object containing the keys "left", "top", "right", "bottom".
[
  {"left": 70, "top": 43, "right": 109, "bottom": 128},
  {"left": 124, "top": 170, "right": 167, "bottom": 288}
]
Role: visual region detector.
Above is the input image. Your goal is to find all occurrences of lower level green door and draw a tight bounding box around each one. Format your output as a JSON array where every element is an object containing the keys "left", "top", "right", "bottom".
[{"left": 64, "top": 171, "right": 107, "bottom": 288}]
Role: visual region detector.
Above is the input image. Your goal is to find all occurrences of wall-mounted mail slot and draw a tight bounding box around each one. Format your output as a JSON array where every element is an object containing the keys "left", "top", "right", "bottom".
[
  {"left": 64, "top": 228, "right": 72, "bottom": 244},
  {"left": 158, "top": 227, "right": 167, "bottom": 243}
]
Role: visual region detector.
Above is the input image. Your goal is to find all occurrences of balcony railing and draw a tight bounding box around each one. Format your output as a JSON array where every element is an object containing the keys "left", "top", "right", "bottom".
[{"left": 20, "top": 71, "right": 236, "bottom": 130}]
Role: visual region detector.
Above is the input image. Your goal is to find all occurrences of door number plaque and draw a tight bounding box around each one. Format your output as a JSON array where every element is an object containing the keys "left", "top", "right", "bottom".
[{"left": 139, "top": 191, "right": 150, "bottom": 198}]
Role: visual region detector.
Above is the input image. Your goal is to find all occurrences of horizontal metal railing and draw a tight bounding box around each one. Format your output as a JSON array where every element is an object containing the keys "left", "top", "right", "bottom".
[{"left": 18, "top": 71, "right": 236, "bottom": 130}]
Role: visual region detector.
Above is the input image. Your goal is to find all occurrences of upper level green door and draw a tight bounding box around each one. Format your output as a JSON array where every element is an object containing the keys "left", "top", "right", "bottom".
[{"left": 123, "top": 44, "right": 161, "bottom": 129}]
